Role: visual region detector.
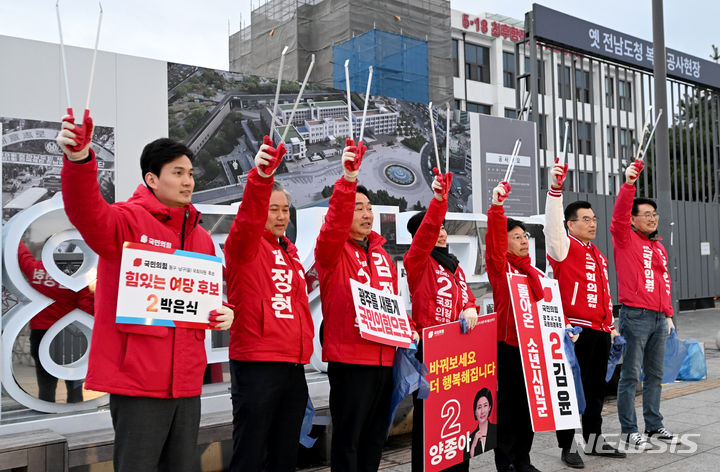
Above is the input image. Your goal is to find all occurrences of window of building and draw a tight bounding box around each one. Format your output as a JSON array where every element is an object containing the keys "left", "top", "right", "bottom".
[
  {"left": 608, "top": 174, "right": 619, "bottom": 194},
  {"left": 577, "top": 121, "right": 593, "bottom": 154},
  {"left": 557, "top": 65, "right": 572, "bottom": 99},
  {"left": 605, "top": 76, "right": 615, "bottom": 108},
  {"left": 606, "top": 126, "right": 616, "bottom": 158},
  {"left": 504, "top": 108, "right": 518, "bottom": 119},
  {"left": 503, "top": 52, "right": 515, "bottom": 88},
  {"left": 618, "top": 80, "right": 632, "bottom": 111},
  {"left": 539, "top": 166, "right": 548, "bottom": 189},
  {"left": 578, "top": 171, "right": 595, "bottom": 193},
  {"left": 575, "top": 69, "right": 591, "bottom": 104},
  {"left": 452, "top": 39, "right": 459, "bottom": 78},
  {"left": 454, "top": 99, "right": 462, "bottom": 110},
  {"left": 619, "top": 128, "right": 634, "bottom": 159},
  {"left": 537, "top": 114, "right": 547, "bottom": 150},
  {"left": 524, "top": 57, "right": 545, "bottom": 94},
  {"left": 465, "top": 43, "right": 490, "bottom": 83},
  {"left": 467, "top": 102, "right": 491, "bottom": 115},
  {"left": 558, "top": 118, "right": 573, "bottom": 153}
]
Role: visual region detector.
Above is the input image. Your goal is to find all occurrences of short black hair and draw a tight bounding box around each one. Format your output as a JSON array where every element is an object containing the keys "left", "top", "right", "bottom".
[
  {"left": 507, "top": 217, "right": 526, "bottom": 233},
  {"left": 632, "top": 197, "right": 657, "bottom": 216},
  {"left": 140, "top": 138, "right": 194, "bottom": 184},
  {"left": 564, "top": 201, "right": 593, "bottom": 222},
  {"left": 356, "top": 184, "right": 371, "bottom": 202},
  {"left": 473, "top": 387, "right": 493, "bottom": 419}
]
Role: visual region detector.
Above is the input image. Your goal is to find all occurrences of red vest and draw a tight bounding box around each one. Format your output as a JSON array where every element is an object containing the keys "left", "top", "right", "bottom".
[{"left": 548, "top": 236, "right": 613, "bottom": 332}]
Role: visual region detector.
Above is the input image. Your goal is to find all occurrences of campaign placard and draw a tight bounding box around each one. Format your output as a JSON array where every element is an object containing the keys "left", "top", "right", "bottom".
[
  {"left": 349, "top": 278, "right": 413, "bottom": 348},
  {"left": 116, "top": 242, "right": 223, "bottom": 329},
  {"left": 423, "top": 315, "right": 498, "bottom": 471},
  {"left": 507, "top": 273, "right": 581, "bottom": 432}
]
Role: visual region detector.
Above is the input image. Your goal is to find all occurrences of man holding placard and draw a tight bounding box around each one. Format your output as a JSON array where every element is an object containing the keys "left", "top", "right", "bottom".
[
  {"left": 57, "top": 117, "right": 233, "bottom": 472},
  {"left": 315, "top": 140, "right": 413, "bottom": 471},
  {"left": 224, "top": 137, "right": 314, "bottom": 471},
  {"left": 544, "top": 160, "right": 625, "bottom": 466}
]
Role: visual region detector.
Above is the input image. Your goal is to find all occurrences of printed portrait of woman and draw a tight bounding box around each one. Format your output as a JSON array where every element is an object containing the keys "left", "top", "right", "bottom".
[{"left": 464, "top": 387, "right": 497, "bottom": 459}]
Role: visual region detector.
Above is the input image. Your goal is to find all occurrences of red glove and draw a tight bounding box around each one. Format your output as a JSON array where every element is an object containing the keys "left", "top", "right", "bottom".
[
  {"left": 632, "top": 158, "right": 645, "bottom": 175},
  {"left": 497, "top": 181, "right": 512, "bottom": 203},
  {"left": 432, "top": 167, "right": 453, "bottom": 201},
  {"left": 63, "top": 108, "right": 94, "bottom": 153},
  {"left": 260, "top": 135, "right": 286, "bottom": 176},
  {"left": 551, "top": 157, "right": 569, "bottom": 190},
  {"left": 343, "top": 138, "right": 367, "bottom": 173}
]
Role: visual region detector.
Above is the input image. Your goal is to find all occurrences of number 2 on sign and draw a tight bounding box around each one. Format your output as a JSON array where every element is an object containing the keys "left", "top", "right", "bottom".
[
  {"left": 146, "top": 294, "right": 159, "bottom": 312},
  {"left": 440, "top": 399, "right": 461, "bottom": 438},
  {"left": 549, "top": 332, "right": 563, "bottom": 360}
]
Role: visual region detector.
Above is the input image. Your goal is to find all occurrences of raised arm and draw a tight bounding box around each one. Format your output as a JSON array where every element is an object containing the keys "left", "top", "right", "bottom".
[
  {"left": 544, "top": 160, "right": 570, "bottom": 262},
  {"left": 314, "top": 141, "right": 365, "bottom": 269},
  {"left": 404, "top": 171, "right": 450, "bottom": 277},
  {"left": 610, "top": 160, "right": 642, "bottom": 248},
  {"left": 485, "top": 183, "right": 510, "bottom": 277},
  {"left": 225, "top": 139, "right": 283, "bottom": 265}
]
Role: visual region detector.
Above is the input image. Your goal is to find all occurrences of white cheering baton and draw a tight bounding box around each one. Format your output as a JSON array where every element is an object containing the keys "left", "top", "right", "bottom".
[
  {"left": 559, "top": 120, "right": 570, "bottom": 165},
  {"left": 428, "top": 102, "right": 441, "bottom": 171},
  {"left": 358, "top": 66, "right": 373, "bottom": 143},
  {"left": 636, "top": 108, "right": 663, "bottom": 162},
  {"left": 281, "top": 54, "right": 315, "bottom": 143},
  {"left": 269, "top": 45, "right": 289, "bottom": 141},
  {"left": 503, "top": 139, "right": 522, "bottom": 183},
  {"left": 445, "top": 103, "right": 451, "bottom": 173},
  {"left": 84, "top": 2, "right": 103, "bottom": 113},
  {"left": 345, "top": 59, "right": 353, "bottom": 141},
  {"left": 56, "top": 0, "right": 73, "bottom": 116}
]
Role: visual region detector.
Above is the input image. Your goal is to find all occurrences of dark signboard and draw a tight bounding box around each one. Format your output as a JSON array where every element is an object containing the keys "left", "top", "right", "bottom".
[{"left": 532, "top": 3, "right": 720, "bottom": 90}]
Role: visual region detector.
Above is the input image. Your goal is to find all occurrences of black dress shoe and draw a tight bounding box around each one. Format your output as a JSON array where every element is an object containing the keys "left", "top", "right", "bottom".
[
  {"left": 585, "top": 441, "right": 627, "bottom": 458},
  {"left": 561, "top": 447, "right": 585, "bottom": 469}
]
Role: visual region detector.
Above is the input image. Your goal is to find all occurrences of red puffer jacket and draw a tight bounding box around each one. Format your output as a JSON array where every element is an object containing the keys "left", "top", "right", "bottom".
[
  {"left": 315, "top": 177, "right": 398, "bottom": 366},
  {"left": 403, "top": 197, "right": 476, "bottom": 333},
  {"left": 225, "top": 168, "right": 313, "bottom": 363},
  {"left": 610, "top": 183, "right": 673, "bottom": 317},
  {"left": 62, "top": 150, "right": 214, "bottom": 398}
]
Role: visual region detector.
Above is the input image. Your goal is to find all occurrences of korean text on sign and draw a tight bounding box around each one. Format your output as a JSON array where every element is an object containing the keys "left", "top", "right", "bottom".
[{"left": 349, "top": 279, "right": 412, "bottom": 348}]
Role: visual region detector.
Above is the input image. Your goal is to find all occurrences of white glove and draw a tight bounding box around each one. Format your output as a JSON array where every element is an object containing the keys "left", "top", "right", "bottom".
[
  {"left": 567, "top": 324, "right": 580, "bottom": 343},
  {"left": 56, "top": 116, "right": 92, "bottom": 161},
  {"left": 432, "top": 175, "right": 444, "bottom": 201},
  {"left": 342, "top": 146, "right": 359, "bottom": 182},
  {"left": 625, "top": 160, "right": 643, "bottom": 185},
  {"left": 460, "top": 307, "right": 478, "bottom": 330}
]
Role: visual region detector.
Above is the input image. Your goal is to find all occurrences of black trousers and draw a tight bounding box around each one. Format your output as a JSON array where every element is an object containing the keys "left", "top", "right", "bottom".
[
  {"left": 30, "top": 329, "right": 83, "bottom": 403},
  {"left": 556, "top": 328, "right": 612, "bottom": 449},
  {"left": 110, "top": 394, "right": 200, "bottom": 472},
  {"left": 494, "top": 342, "right": 534, "bottom": 470},
  {"left": 229, "top": 360, "right": 308, "bottom": 472},
  {"left": 328, "top": 361, "right": 393, "bottom": 472}
]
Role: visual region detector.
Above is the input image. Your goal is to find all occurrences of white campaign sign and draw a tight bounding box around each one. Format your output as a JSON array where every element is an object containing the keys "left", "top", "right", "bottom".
[
  {"left": 116, "top": 243, "right": 223, "bottom": 328},
  {"left": 349, "top": 279, "right": 413, "bottom": 348}
]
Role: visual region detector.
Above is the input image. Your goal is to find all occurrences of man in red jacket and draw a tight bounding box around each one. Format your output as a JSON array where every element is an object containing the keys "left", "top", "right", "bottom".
[
  {"left": 225, "top": 138, "right": 313, "bottom": 471},
  {"left": 611, "top": 160, "right": 676, "bottom": 450},
  {"left": 315, "top": 141, "right": 411, "bottom": 471},
  {"left": 404, "top": 170, "right": 478, "bottom": 472},
  {"left": 544, "top": 161, "right": 625, "bottom": 467},
  {"left": 57, "top": 115, "right": 233, "bottom": 472}
]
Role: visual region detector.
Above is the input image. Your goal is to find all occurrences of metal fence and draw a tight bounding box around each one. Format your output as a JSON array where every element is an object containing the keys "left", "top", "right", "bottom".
[{"left": 514, "top": 32, "right": 720, "bottom": 303}]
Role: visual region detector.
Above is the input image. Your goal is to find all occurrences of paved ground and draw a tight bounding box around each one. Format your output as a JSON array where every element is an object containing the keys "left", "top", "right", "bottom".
[{"left": 302, "top": 307, "right": 720, "bottom": 471}]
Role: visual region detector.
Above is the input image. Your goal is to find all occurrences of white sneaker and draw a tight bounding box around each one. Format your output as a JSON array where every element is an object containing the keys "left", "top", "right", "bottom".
[{"left": 625, "top": 432, "right": 652, "bottom": 450}]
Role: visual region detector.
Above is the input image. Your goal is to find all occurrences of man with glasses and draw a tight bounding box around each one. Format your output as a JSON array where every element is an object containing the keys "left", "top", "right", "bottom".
[
  {"left": 611, "top": 160, "right": 676, "bottom": 451},
  {"left": 544, "top": 161, "right": 625, "bottom": 468}
]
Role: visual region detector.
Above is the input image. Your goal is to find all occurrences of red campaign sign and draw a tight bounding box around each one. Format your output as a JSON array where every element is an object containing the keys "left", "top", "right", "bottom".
[
  {"left": 506, "top": 274, "right": 582, "bottom": 433},
  {"left": 422, "top": 315, "right": 497, "bottom": 471}
]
